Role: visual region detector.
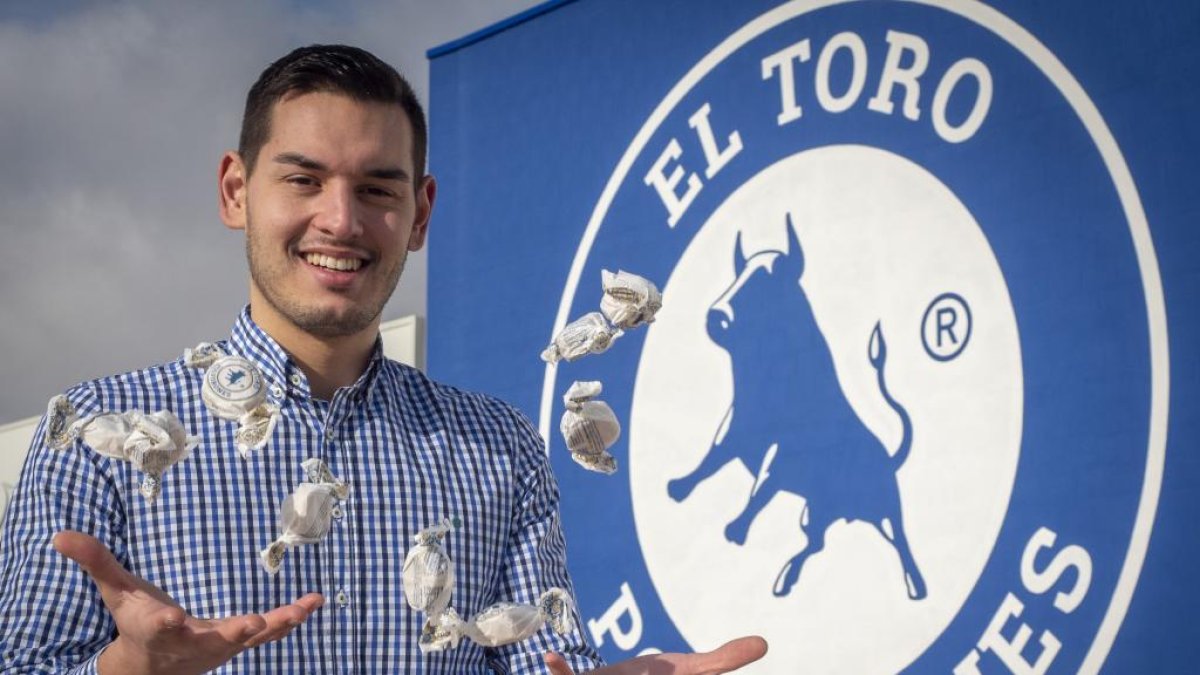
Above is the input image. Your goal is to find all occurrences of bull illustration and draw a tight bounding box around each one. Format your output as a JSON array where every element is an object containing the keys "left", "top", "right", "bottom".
[{"left": 667, "top": 216, "right": 927, "bottom": 600}]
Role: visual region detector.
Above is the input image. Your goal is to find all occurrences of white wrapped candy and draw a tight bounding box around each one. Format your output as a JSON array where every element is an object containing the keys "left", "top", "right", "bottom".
[
  {"left": 202, "top": 356, "right": 267, "bottom": 421},
  {"left": 183, "top": 342, "right": 225, "bottom": 369},
  {"left": 201, "top": 355, "right": 280, "bottom": 458},
  {"left": 259, "top": 482, "right": 339, "bottom": 574},
  {"left": 560, "top": 381, "right": 619, "bottom": 475},
  {"left": 418, "top": 588, "right": 576, "bottom": 653},
  {"left": 403, "top": 518, "right": 458, "bottom": 617},
  {"left": 301, "top": 458, "right": 350, "bottom": 500},
  {"left": 540, "top": 312, "right": 623, "bottom": 364},
  {"left": 600, "top": 269, "right": 662, "bottom": 329},
  {"left": 71, "top": 410, "right": 197, "bottom": 502},
  {"left": 44, "top": 395, "right": 78, "bottom": 451}
]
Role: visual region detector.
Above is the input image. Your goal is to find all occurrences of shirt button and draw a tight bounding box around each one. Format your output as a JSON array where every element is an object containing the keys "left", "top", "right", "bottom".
[
  {"left": 269, "top": 384, "right": 284, "bottom": 399},
  {"left": 335, "top": 589, "right": 349, "bottom": 607},
  {"left": 331, "top": 505, "right": 343, "bottom": 520},
  {"left": 289, "top": 373, "right": 304, "bottom": 387},
  {"left": 324, "top": 427, "right": 335, "bottom": 440}
]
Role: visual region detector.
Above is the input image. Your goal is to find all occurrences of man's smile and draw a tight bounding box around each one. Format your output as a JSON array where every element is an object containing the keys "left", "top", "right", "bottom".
[{"left": 303, "top": 252, "right": 366, "bottom": 272}]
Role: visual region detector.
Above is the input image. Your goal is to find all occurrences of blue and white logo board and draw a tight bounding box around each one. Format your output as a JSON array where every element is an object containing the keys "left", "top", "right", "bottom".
[{"left": 428, "top": 1, "right": 1198, "bottom": 671}]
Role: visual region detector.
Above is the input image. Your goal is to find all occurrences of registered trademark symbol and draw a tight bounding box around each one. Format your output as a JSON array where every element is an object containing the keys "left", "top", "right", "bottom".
[{"left": 921, "top": 292, "right": 972, "bottom": 361}]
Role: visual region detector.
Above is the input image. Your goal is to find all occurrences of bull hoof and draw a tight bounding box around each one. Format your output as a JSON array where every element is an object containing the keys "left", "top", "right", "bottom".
[
  {"left": 724, "top": 521, "right": 749, "bottom": 545},
  {"left": 666, "top": 479, "right": 690, "bottom": 503},
  {"left": 906, "top": 573, "right": 927, "bottom": 600},
  {"left": 773, "top": 559, "right": 801, "bottom": 597}
]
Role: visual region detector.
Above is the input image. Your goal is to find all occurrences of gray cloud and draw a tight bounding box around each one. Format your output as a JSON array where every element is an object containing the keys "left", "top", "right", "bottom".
[{"left": 0, "top": 0, "right": 539, "bottom": 420}]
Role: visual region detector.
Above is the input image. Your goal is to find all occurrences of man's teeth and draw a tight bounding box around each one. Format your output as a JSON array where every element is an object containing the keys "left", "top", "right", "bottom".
[{"left": 305, "top": 253, "right": 363, "bottom": 271}]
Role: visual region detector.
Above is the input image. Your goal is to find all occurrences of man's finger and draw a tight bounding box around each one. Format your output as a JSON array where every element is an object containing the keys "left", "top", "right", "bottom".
[
  {"left": 213, "top": 614, "right": 267, "bottom": 646},
  {"left": 154, "top": 606, "right": 187, "bottom": 632},
  {"left": 294, "top": 593, "right": 325, "bottom": 613},
  {"left": 689, "top": 636, "right": 768, "bottom": 673},
  {"left": 241, "top": 601, "right": 313, "bottom": 648},
  {"left": 544, "top": 652, "right": 576, "bottom": 675},
  {"left": 52, "top": 531, "right": 137, "bottom": 596}
]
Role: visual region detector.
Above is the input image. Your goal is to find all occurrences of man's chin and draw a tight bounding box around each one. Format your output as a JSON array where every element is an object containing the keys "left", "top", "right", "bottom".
[{"left": 284, "top": 304, "right": 381, "bottom": 339}]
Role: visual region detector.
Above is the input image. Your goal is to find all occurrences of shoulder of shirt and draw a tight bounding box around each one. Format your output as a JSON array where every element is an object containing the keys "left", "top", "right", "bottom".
[
  {"left": 56, "top": 352, "right": 201, "bottom": 417},
  {"left": 376, "top": 357, "right": 536, "bottom": 427}
]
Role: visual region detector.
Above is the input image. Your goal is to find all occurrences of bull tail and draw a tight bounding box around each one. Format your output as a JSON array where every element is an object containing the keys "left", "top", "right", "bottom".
[{"left": 869, "top": 321, "right": 913, "bottom": 469}]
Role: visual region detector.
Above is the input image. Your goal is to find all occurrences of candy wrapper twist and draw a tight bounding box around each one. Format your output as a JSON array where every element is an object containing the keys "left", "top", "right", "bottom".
[
  {"left": 301, "top": 457, "right": 350, "bottom": 500},
  {"left": 44, "top": 395, "right": 79, "bottom": 451},
  {"left": 259, "top": 482, "right": 339, "bottom": 574},
  {"left": 559, "top": 381, "right": 619, "bottom": 475},
  {"left": 600, "top": 269, "right": 662, "bottom": 329},
  {"left": 183, "top": 341, "right": 225, "bottom": 369},
  {"left": 541, "top": 312, "right": 623, "bottom": 364},
  {"left": 70, "top": 410, "right": 197, "bottom": 502},
  {"left": 419, "top": 588, "right": 576, "bottom": 653}
]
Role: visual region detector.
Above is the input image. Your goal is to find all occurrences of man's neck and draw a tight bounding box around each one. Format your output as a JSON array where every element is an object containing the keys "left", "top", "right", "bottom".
[{"left": 248, "top": 301, "right": 377, "bottom": 400}]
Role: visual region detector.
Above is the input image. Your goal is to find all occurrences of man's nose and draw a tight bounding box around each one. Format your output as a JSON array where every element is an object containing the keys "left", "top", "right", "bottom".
[{"left": 315, "top": 183, "right": 362, "bottom": 238}]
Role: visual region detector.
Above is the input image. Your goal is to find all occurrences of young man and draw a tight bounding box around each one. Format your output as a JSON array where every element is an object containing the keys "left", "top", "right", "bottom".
[{"left": 0, "top": 45, "right": 764, "bottom": 674}]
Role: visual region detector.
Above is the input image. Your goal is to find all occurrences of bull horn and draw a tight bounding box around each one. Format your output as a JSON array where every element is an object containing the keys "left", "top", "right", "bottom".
[
  {"left": 734, "top": 230, "right": 747, "bottom": 277},
  {"left": 783, "top": 213, "right": 806, "bottom": 278}
]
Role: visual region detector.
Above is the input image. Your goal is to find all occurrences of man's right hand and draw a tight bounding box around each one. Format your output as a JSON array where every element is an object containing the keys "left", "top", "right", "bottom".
[{"left": 53, "top": 531, "right": 324, "bottom": 675}]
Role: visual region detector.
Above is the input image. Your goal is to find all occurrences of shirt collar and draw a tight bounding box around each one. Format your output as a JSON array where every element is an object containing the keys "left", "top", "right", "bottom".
[{"left": 227, "top": 305, "right": 386, "bottom": 404}]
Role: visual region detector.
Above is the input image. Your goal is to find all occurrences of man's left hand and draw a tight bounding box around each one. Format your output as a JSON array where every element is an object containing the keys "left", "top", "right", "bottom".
[{"left": 544, "top": 635, "right": 768, "bottom": 674}]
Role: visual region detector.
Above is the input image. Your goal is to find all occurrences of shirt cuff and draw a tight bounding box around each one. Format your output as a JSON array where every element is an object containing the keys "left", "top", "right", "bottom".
[{"left": 66, "top": 643, "right": 109, "bottom": 675}]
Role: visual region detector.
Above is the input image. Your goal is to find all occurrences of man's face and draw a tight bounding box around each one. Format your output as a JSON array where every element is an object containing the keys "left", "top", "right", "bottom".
[{"left": 223, "top": 91, "right": 433, "bottom": 339}]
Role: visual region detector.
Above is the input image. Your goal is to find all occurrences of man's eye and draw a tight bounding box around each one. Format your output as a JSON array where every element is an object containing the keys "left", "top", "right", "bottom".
[
  {"left": 360, "top": 186, "right": 395, "bottom": 198},
  {"left": 286, "top": 175, "right": 318, "bottom": 187}
]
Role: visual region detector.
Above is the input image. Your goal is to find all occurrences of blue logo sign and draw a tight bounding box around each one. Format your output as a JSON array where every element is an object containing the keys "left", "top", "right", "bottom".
[{"left": 540, "top": 1, "right": 1166, "bottom": 672}]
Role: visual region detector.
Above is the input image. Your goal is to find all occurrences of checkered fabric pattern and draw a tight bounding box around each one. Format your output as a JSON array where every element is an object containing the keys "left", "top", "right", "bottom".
[{"left": 0, "top": 308, "right": 602, "bottom": 673}]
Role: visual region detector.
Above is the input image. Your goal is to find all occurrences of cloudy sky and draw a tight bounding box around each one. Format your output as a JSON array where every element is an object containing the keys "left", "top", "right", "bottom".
[{"left": 0, "top": 0, "right": 542, "bottom": 421}]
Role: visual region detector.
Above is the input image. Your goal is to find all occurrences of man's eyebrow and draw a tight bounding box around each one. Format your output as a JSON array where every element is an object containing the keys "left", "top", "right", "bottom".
[
  {"left": 272, "top": 152, "right": 410, "bottom": 182},
  {"left": 364, "top": 166, "right": 411, "bottom": 183},
  {"left": 272, "top": 152, "right": 327, "bottom": 171}
]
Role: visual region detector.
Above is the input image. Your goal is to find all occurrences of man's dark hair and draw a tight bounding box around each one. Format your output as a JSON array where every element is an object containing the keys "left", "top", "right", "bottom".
[{"left": 239, "top": 44, "right": 427, "bottom": 179}]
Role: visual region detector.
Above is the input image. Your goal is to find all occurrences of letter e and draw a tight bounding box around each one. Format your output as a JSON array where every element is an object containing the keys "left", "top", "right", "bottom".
[{"left": 977, "top": 593, "right": 1062, "bottom": 675}]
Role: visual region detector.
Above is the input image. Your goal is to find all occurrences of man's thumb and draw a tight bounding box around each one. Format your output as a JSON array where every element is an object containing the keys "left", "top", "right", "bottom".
[{"left": 53, "top": 530, "right": 134, "bottom": 596}]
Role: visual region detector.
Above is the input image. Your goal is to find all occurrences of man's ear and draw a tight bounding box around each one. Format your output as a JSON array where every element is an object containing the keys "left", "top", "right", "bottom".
[
  {"left": 218, "top": 152, "right": 249, "bottom": 231},
  {"left": 407, "top": 174, "right": 437, "bottom": 252}
]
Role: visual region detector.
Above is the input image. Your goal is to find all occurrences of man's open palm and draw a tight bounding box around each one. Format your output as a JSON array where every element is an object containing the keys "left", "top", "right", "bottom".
[
  {"left": 545, "top": 636, "right": 768, "bottom": 675},
  {"left": 53, "top": 531, "right": 323, "bottom": 675}
]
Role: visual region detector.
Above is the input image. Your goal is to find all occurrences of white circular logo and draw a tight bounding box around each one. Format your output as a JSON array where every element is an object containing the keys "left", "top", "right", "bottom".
[{"left": 632, "top": 145, "right": 1021, "bottom": 671}]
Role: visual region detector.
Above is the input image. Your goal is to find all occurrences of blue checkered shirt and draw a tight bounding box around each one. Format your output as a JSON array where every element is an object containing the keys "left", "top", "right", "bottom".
[{"left": 0, "top": 308, "right": 603, "bottom": 673}]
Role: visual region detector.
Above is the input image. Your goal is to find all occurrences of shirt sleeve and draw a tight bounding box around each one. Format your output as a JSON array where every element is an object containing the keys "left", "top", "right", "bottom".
[
  {"left": 0, "top": 389, "right": 126, "bottom": 674},
  {"left": 488, "top": 410, "right": 605, "bottom": 674}
]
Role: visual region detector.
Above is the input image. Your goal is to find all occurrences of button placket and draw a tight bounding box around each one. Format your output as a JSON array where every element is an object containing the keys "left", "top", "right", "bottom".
[{"left": 320, "top": 419, "right": 354, "bottom": 667}]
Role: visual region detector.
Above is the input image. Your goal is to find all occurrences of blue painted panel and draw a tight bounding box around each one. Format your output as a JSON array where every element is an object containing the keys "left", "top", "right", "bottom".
[{"left": 430, "top": 1, "right": 1200, "bottom": 671}]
